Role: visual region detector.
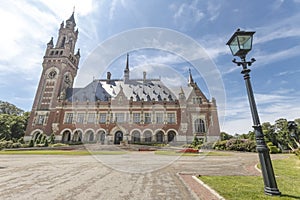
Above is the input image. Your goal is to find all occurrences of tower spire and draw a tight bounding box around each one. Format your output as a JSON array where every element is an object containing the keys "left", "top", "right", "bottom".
[
  {"left": 66, "top": 11, "right": 76, "bottom": 29},
  {"left": 124, "top": 53, "right": 130, "bottom": 81},
  {"left": 188, "top": 68, "right": 194, "bottom": 85}
]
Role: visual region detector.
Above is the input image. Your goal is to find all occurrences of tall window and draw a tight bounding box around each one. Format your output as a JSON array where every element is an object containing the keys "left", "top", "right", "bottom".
[
  {"left": 65, "top": 113, "right": 73, "bottom": 124},
  {"left": 133, "top": 113, "right": 140, "bottom": 124},
  {"left": 194, "top": 119, "right": 205, "bottom": 133},
  {"left": 156, "top": 113, "right": 164, "bottom": 124},
  {"left": 115, "top": 113, "right": 125, "bottom": 123},
  {"left": 144, "top": 113, "right": 151, "bottom": 124},
  {"left": 99, "top": 113, "right": 107, "bottom": 124},
  {"left": 87, "top": 113, "right": 95, "bottom": 124},
  {"left": 77, "top": 113, "right": 85, "bottom": 123},
  {"left": 167, "top": 113, "right": 176, "bottom": 124},
  {"left": 37, "top": 115, "right": 45, "bottom": 125}
]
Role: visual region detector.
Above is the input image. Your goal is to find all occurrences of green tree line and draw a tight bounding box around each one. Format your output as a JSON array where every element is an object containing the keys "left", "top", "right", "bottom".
[{"left": 216, "top": 118, "right": 300, "bottom": 153}]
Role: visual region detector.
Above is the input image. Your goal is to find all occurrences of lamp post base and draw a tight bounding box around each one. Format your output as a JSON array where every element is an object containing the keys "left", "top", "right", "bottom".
[
  {"left": 265, "top": 187, "right": 281, "bottom": 196},
  {"left": 257, "top": 146, "right": 281, "bottom": 196}
]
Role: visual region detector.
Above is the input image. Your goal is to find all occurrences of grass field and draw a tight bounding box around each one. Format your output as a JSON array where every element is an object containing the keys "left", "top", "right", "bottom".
[{"left": 199, "top": 155, "right": 300, "bottom": 200}]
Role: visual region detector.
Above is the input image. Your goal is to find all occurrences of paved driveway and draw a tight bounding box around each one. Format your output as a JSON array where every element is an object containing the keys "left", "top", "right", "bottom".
[{"left": 0, "top": 151, "right": 285, "bottom": 200}]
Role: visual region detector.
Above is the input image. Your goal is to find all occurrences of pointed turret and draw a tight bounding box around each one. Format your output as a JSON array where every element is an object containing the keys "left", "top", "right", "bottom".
[
  {"left": 75, "top": 48, "right": 80, "bottom": 57},
  {"left": 66, "top": 12, "right": 76, "bottom": 29},
  {"left": 47, "top": 37, "right": 53, "bottom": 48},
  {"left": 179, "top": 86, "right": 186, "bottom": 101}
]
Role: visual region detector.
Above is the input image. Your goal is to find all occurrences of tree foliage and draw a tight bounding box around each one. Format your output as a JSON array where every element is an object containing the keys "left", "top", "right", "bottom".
[
  {"left": 0, "top": 100, "right": 24, "bottom": 115},
  {"left": 218, "top": 117, "right": 300, "bottom": 153},
  {"left": 0, "top": 100, "right": 29, "bottom": 141}
]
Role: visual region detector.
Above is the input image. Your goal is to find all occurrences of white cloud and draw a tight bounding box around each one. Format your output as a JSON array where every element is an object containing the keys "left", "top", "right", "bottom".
[
  {"left": 255, "top": 13, "right": 300, "bottom": 44},
  {"left": 170, "top": 0, "right": 205, "bottom": 31},
  {"left": 207, "top": 1, "right": 221, "bottom": 21},
  {"left": 221, "top": 92, "right": 300, "bottom": 134},
  {"left": 253, "top": 45, "right": 300, "bottom": 68}
]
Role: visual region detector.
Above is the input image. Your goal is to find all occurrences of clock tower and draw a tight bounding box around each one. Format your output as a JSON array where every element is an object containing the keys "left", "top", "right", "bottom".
[{"left": 26, "top": 12, "right": 80, "bottom": 137}]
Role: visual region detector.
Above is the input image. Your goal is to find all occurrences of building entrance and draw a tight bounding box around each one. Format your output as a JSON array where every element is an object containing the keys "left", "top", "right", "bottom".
[{"left": 114, "top": 131, "right": 123, "bottom": 144}]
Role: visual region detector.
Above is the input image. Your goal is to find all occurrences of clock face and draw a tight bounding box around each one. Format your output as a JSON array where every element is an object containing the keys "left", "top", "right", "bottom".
[{"left": 48, "top": 70, "right": 57, "bottom": 79}]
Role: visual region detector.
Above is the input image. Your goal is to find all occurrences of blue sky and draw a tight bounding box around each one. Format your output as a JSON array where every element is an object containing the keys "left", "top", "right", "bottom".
[{"left": 0, "top": 0, "right": 299, "bottom": 134}]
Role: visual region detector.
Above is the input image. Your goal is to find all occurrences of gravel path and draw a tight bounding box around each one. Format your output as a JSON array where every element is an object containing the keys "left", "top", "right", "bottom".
[{"left": 0, "top": 151, "right": 287, "bottom": 200}]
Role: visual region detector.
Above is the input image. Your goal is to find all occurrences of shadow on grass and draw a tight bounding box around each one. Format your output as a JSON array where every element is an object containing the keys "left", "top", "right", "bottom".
[{"left": 281, "top": 194, "right": 300, "bottom": 200}]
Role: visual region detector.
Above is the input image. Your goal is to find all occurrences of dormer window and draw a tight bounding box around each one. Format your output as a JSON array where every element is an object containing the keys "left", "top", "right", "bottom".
[{"left": 193, "top": 97, "right": 202, "bottom": 104}]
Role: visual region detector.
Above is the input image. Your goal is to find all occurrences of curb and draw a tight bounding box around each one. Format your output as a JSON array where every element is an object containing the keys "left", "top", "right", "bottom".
[
  {"left": 176, "top": 172, "right": 200, "bottom": 200},
  {"left": 192, "top": 176, "right": 225, "bottom": 200}
]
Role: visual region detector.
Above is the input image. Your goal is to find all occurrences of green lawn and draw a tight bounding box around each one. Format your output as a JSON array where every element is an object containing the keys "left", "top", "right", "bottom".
[
  {"left": 199, "top": 155, "right": 300, "bottom": 200},
  {"left": 0, "top": 150, "right": 127, "bottom": 155}
]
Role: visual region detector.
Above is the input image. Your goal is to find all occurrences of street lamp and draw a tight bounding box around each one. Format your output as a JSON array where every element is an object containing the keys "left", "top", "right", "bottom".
[{"left": 226, "top": 29, "right": 281, "bottom": 196}]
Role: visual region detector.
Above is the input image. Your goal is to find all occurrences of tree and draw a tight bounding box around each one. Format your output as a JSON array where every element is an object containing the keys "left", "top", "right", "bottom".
[
  {"left": 274, "top": 118, "right": 293, "bottom": 150},
  {"left": 0, "top": 100, "right": 24, "bottom": 115},
  {"left": 0, "top": 101, "right": 30, "bottom": 141},
  {"left": 262, "top": 122, "right": 277, "bottom": 145},
  {"left": 220, "top": 132, "right": 233, "bottom": 141}
]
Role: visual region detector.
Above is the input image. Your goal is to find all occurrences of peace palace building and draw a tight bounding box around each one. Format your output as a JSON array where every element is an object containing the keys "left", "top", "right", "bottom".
[{"left": 25, "top": 13, "right": 220, "bottom": 144}]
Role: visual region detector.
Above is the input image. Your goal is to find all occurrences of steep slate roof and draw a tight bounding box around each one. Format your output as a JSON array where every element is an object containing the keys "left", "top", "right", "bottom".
[{"left": 67, "top": 78, "right": 178, "bottom": 102}]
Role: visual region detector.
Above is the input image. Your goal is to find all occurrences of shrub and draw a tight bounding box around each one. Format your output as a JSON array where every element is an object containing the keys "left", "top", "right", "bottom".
[
  {"left": 213, "top": 140, "right": 227, "bottom": 150},
  {"left": 269, "top": 145, "right": 280, "bottom": 154},
  {"left": 213, "top": 139, "right": 256, "bottom": 152},
  {"left": 28, "top": 139, "right": 34, "bottom": 147},
  {"left": 44, "top": 139, "right": 49, "bottom": 147},
  {"left": 49, "top": 133, "right": 55, "bottom": 144},
  {"left": 201, "top": 142, "right": 215, "bottom": 150},
  {"left": 21, "top": 143, "right": 29, "bottom": 148},
  {"left": 267, "top": 142, "right": 281, "bottom": 154},
  {"left": 12, "top": 143, "right": 21, "bottom": 148},
  {"left": 18, "top": 137, "right": 25, "bottom": 144}
]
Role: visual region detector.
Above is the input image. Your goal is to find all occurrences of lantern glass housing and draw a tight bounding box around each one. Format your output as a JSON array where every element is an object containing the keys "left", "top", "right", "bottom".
[{"left": 226, "top": 29, "right": 255, "bottom": 58}]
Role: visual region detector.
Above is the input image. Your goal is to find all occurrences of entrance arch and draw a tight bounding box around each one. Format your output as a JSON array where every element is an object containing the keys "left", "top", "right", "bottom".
[
  {"left": 62, "top": 130, "right": 71, "bottom": 143},
  {"left": 84, "top": 130, "right": 94, "bottom": 142},
  {"left": 32, "top": 131, "right": 42, "bottom": 141},
  {"left": 73, "top": 130, "right": 83, "bottom": 142},
  {"left": 114, "top": 131, "right": 123, "bottom": 144},
  {"left": 167, "top": 131, "right": 176, "bottom": 143}
]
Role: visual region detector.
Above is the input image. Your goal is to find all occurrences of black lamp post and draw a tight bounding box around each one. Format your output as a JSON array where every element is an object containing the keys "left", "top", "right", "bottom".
[{"left": 226, "top": 29, "right": 281, "bottom": 196}]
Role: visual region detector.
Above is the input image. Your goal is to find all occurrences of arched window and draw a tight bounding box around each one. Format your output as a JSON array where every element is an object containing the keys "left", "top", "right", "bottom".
[
  {"left": 156, "top": 131, "right": 164, "bottom": 143},
  {"left": 131, "top": 131, "right": 141, "bottom": 143},
  {"left": 144, "top": 131, "right": 152, "bottom": 143},
  {"left": 194, "top": 119, "right": 205, "bottom": 133}
]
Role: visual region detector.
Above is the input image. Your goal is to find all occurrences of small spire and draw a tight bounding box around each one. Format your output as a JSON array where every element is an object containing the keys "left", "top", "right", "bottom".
[
  {"left": 179, "top": 86, "right": 184, "bottom": 94},
  {"left": 75, "top": 48, "right": 80, "bottom": 57},
  {"left": 47, "top": 37, "right": 53, "bottom": 47},
  {"left": 125, "top": 53, "right": 129, "bottom": 71},
  {"left": 124, "top": 53, "right": 130, "bottom": 81},
  {"left": 188, "top": 68, "right": 194, "bottom": 85}
]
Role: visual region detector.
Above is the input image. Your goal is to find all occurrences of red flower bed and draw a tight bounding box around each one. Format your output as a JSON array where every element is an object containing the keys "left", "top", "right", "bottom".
[{"left": 177, "top": 148, "right": 199, "bottom": 153}]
